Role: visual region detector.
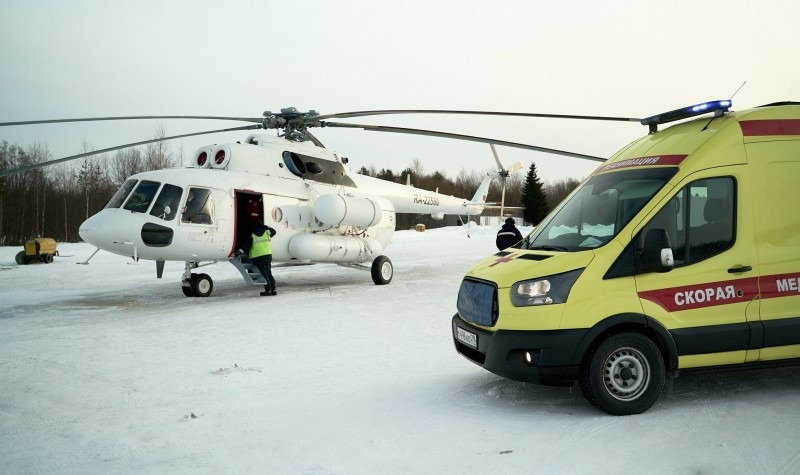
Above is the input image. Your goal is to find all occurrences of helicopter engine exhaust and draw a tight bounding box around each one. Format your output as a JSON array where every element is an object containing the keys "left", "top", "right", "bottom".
[{"left": 314, "top": 194, "right": 382, "bottom": 228}]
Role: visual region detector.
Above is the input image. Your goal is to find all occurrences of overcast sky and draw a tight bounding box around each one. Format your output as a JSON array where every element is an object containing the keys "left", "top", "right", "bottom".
[{"left": 1, "top": 0, "right": 799, "bottom": 182}]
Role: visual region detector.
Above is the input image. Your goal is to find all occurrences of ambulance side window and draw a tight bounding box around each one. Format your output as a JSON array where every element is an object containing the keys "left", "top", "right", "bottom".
[{"left": 643, "top": 177, "right": 735, "bottom": 267}]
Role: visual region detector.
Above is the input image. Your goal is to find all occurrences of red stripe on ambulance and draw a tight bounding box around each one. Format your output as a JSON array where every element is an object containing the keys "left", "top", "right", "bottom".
[
  {"left": 594, "top": 155, "right": 688, "bottom": 174},
  {"left": 638, "top": 277, "right": 759, "bottom": 312},
  {"left": 759, "top": 272, "right": 800, "bottom": 299},
  {"left": 740, "top": 119, "right": 800, "bottom": 136}
]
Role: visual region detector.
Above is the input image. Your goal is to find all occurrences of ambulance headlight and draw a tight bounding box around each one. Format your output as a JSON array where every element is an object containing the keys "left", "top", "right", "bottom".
[{"left": 511, "top": 268, "right": 583, "bottom": 307}]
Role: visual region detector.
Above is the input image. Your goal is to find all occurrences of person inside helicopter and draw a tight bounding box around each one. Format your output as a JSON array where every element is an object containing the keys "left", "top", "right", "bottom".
[{"left": 181, "top": 188, "right": 214, "bottom": 224}]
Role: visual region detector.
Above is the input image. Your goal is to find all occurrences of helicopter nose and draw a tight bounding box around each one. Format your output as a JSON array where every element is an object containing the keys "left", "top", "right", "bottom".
[{"left": 79, "top": 210, "right": 130, "bottom": 249}]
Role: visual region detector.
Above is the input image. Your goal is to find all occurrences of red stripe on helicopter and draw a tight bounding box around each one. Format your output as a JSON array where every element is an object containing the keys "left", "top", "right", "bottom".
[
  {"left": 740, "top": 119, "right": 800, "bottom": 136},
  {"left": 594, "top": 155, "right": 687, "bottom": 174},
  {"left": 638, "top": 277, "right": 759, "bottom": 312}
]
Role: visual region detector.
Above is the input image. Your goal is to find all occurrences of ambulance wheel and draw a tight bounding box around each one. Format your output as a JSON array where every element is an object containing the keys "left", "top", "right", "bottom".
[
  {"left": 15, "top": 251, "right": 27, "bottom": 265},
  {"left": 579, "top": 332, "right": 665, "bottom": 416},
  {"left": 371, "top": 256, "right": 393, "bottom": 285},
  {"left": 190, "top": 273, "right": 214, "bottom": 297}
]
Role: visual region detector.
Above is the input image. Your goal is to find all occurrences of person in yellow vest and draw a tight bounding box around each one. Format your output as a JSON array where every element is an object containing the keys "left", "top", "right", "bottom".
[{"left": 248, "top": 223, "right": 277, "bottom": 296}]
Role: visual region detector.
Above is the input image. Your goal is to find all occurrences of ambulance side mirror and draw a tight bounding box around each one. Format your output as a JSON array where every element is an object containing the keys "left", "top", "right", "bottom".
[{"left": 641, "top": 228, "right": 674, "bottom": 273}]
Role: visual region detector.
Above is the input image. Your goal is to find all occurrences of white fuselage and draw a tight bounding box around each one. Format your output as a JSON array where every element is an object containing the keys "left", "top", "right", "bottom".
[{"left": 79, "top": 134, "right": 487, "bottom": 265}]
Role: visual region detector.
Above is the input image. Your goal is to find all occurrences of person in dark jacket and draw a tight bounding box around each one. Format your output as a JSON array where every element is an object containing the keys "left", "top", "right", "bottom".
[
  {"left": 248, "top": 223, "right": 277, "bottom": 296},
  {"left": 496, "top": 217, "right": 523, "bottom": 250}
]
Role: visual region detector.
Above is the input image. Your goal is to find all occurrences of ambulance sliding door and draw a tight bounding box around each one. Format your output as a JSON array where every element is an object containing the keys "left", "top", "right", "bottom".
[{"left": 747, "top": 141, "right": 800, "bottom": 361}]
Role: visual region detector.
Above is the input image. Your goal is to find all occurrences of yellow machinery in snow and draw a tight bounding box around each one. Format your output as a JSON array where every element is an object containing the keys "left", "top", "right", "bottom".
[{"left": 15, "top": 238, "right": 59, "bottom": 264}]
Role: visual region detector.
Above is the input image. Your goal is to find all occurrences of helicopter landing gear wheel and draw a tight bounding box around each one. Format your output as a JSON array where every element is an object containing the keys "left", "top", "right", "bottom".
[
  {"left": 371, "top": 255, "right": 393, "bottom": 285},
  {"left": 188, "top": 273, "right": 214, "bottom": 297},
  {"left": 579, "top": 332, "right": 665, "bottom": 416},
  {"left": 182, "top": 285, "right": 194, "bottom": 297}
]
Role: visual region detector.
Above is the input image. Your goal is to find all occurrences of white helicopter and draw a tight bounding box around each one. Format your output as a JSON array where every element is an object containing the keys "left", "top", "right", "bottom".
[{"left": 0, "top": 107, "right": 612, "bottom": 296}]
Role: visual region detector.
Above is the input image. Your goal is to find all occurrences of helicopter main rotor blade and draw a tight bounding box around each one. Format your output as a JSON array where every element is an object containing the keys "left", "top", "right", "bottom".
[
  {"left": 0, "top": 124, "right": 262, "bottom": 177},
  {"left": 0, "top": 115, "right": 263, "bottom": 127},
  {"left": 315, "top": 109, "right": 640, "bottom": 123},
  {"left": 321, "top": 121, "right": 606, "bottom": 162}
]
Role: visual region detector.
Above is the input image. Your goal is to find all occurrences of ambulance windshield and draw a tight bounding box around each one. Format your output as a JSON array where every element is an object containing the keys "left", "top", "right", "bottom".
[{"left": 522, "top": 167, "right": 678, "bottom": 252}]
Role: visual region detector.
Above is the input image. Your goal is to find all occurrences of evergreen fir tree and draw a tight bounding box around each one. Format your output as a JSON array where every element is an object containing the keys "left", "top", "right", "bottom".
[{"left": 521, "top": 162, "right": 549, "bottom": 225}]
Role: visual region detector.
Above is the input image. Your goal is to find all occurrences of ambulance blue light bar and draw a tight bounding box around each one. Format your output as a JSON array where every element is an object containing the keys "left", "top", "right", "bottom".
[{"left": 641, "top": 100, "right": 732, "bottom": 132}]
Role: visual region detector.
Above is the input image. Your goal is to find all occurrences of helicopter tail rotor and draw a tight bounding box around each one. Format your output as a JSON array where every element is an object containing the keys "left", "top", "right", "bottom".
[{"left": 489, "top": 144, "right": 524, "bottom": 218}]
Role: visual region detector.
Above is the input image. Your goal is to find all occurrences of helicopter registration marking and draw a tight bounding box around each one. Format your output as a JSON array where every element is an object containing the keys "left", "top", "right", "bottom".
[{"left": 413, "top": 194, "right": 440, "bottom": 206}]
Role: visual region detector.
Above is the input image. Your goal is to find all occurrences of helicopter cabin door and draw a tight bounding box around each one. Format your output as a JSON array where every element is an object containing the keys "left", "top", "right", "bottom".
[{"left": 234, "top": 191, "right": 265, "bottom": 254}]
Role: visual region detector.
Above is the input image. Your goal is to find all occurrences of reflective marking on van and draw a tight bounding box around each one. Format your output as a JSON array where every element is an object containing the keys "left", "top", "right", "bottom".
[
  {"left": 638, "top": 277, "right": 759, "bottom": 312},
  {"left": 594, "top": 155, "right": 687, "bottom": 174},
  {"left": 740, "top": 119, "right": 800, "bottom": 136},
  {"left": 760, "top": 272, "right": 800, "bottom": 299}
]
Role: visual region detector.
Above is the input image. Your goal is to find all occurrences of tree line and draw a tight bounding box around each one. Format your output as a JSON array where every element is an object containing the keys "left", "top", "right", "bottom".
[{"left": 0, "top": 134, "right": 580, "bottom": 246}]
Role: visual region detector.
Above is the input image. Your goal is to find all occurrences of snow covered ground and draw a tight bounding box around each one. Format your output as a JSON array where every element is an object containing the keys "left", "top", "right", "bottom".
[{"left": 2, "top": 226, "right": 799, "bottom": 474}]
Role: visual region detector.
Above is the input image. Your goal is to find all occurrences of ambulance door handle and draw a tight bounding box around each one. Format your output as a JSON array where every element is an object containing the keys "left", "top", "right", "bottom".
[{"left": 727, "top": 265, "right": 752, "bottom": 273}]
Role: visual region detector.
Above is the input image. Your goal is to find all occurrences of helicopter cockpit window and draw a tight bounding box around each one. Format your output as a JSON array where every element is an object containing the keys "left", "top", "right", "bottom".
[
  {"left": 149, "top": 184, "right": 183, "bottom": 221},
  {"left": 283, "top": 151, "right": 307, "bottom": 177},
  {"left": 106, "top": 179, "right": 138, "bottom": 209},
  {"left": 181, "top": 187, "right": 214, "bottom": 224},
  {"left": 123, "top": 180, "right": 161, "bottom": 213}
]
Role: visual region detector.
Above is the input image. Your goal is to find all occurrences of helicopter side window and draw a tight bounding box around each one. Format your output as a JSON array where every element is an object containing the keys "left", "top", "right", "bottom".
[
  {"left": 106, "top": 179, "right": 138, "bottom": 209},
  {"left": 149, "top": 184, "right": 183, "bottom": 221},
  {"left": 181, "top": 187, "right": 214, "bottom": 224},
  {"left": 123, "top": 180, "right": 161, "bottom": 213}
]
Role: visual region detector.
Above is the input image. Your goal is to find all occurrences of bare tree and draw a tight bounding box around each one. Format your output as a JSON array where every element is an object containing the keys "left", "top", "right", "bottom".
[
  {"left": 74, "top": 140, "right": 106, "bottom": 221},
  {"left": 545, "top": 177, "right": 581, "bottom": 210},
  {"left": 410, "top": 158, "right": 424, "bottom": 176},
  {"left": 144, "top": 124, "right": 177, "bottom": 171},
  {"left": 26, "top": 143, "right": 52, "bottom": 236},
  {"left": 110, "top": 148, "right": 144, "bottom": 187},
  {"left": 454, "top": 168, "right": 482, "bottom": 199}
]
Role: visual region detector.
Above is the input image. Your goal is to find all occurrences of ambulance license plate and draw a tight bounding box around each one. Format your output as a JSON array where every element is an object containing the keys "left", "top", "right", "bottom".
[{"left": 456, "top": 327, "right": 478, "bottom": 349}]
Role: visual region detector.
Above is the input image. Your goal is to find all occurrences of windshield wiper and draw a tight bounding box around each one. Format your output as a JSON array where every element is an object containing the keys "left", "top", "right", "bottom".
[{"left": 528, "top": 244, "right": 570, "bottom": 252}]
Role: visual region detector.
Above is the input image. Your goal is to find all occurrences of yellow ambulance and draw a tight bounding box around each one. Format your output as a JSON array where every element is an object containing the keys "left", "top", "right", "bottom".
[{"left": 452, "top": 100, "right": 800, "bottom": 415}]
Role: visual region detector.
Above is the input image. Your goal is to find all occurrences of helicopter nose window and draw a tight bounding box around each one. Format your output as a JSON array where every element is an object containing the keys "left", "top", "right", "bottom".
[
  {"left": 149, "top": 184, "right": 183, "bottom": 221},
  {"left": 105, "top": 179, "right": 138, "bottom": 209},
  {"left": 181, "top": 187, "right": 214, "bottom": 224},
  {"left": 123, "top": 180, "right": 161, "bottom": 213},
  {"left": 283, "top": 151, "right": 307, "bottom": 177}
]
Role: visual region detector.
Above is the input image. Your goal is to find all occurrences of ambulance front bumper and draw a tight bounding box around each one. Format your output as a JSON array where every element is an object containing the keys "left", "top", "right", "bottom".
[{"left": 452, "top": 314, "right": 588, "bottom": 386}]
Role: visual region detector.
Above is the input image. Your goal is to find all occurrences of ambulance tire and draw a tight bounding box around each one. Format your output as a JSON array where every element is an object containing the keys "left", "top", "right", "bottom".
[
  {"left": 190, "top": 273, "right": 214, "bottom": 297},
  {"left": 579, "top": 332, "right": 665, "bottom": 416},
  {"left": 371, "top": 256, "right": 393, "bottom": 285}
]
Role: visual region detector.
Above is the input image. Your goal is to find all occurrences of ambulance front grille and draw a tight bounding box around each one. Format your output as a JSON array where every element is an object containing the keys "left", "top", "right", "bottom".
[{"left": 456, "top": 278, "right": 498, "bottom": 327}]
